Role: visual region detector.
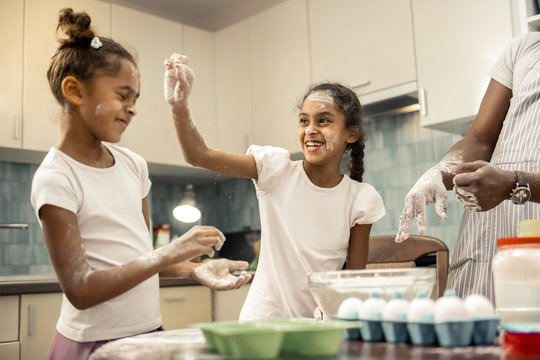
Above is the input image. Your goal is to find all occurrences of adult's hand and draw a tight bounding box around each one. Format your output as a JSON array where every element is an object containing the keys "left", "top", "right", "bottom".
[
  {"left": 450, "top": 161, "right": 515, "bottom": 211},
  {"left": 396, "top": 165, "right": 448, "bottom": 243}
]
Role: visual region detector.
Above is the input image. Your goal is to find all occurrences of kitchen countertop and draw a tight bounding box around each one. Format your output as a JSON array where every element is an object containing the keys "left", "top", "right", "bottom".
[
  {"left": 90, "top": 328, "right": 504, "bottom": 360},
  {"left": 0, "top": 275, "right": 200, "bottom": 296}
]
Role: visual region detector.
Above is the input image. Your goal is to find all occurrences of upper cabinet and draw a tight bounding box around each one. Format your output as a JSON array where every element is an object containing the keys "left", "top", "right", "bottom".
[
  {"left": 513, "top": 0, "right": 540, "bottom": 33},
  {"left": 308, "top": 0, "right": 417, "bottom": 99},
  {"left": 23, "top": 0, "right": 111, "bottom": 152},
  {"left": 111, "top": 5, "right": 186, "bottom": 166},
  {"left": 1, "top": 0, "right": 215, "bottom": 167},
  {"left": 249, "top": 0, "right": 312, "bottom": 153},
  {"left": 411, "top": 0, "right": 514, "bottom": 134},
  {"left": 215, "top": 20, "right": 253, "bottom": 155},
  {"left": 184, "top": 26, "right": 217, "bottom": 153},
  {"left": 0, "top": 0, "right": 23, "bottom": 149},
  {"left": 1, "top": 0, "right": 525, "bottom": 160},
  {"left": 112, "top": 6, "right": 216, "bottom": 167}
]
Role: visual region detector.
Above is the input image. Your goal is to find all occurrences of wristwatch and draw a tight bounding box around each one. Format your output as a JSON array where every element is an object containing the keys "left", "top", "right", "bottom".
[{"left": 511, "top": 170, "right": 531, "bottom": 205}]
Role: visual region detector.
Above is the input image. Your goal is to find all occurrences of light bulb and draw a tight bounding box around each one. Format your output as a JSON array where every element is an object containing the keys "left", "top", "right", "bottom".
[{"left": 173, "top": 204, "right": 201, "bottom": 223}]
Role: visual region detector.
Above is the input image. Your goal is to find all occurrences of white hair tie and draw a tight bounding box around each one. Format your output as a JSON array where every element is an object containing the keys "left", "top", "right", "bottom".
[{"left": 90, "top": 37, "right": 102, "bottom": 49}]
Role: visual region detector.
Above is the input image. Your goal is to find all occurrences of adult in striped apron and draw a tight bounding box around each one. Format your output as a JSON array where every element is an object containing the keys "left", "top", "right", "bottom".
[{"left": 396, "top": 32, "right": 540, "bottom": 302}]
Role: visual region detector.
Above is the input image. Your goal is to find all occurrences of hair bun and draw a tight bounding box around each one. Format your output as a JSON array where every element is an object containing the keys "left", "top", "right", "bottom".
[{"left": 57, "top": 8, "right": 94, "bottom": 45}]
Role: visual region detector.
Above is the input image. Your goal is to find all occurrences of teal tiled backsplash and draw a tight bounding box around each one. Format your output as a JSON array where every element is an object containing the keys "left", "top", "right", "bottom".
[
  {"left": 0, "top": 110, "right": 464, "bottom": 276},
  {"left": 362, "top": 111, "right": 463, "bottom": 253}
]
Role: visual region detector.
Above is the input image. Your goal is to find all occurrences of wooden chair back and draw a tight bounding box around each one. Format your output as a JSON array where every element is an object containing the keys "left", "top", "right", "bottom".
[{"left": 367, "top": 235, "right": 449, "bottom": 298}]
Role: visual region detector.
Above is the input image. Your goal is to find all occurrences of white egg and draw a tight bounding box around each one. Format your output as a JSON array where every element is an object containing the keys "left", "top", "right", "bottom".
[
  {"left": 359, "top": 294, "right": 386, "bottom": 320},
  {"left": 337, "top": 297, "right": 362, "bottom": 319},
  {"left": 382, "top": 294, "right": 409, "bottom": 321},
  {"left": 407, "top": 295, "right": 435, "bottom": 322},
  {"left": 434, "top": 291, "right": 471, "bottom": 323},
  {"left": 464, "top": 294, "right": 495, "bottom": 319}
]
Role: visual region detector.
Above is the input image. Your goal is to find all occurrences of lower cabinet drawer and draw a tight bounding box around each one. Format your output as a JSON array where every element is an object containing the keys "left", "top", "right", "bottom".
[
  {"left": 159, "top": 286, "right": 212, "bottom": 330},
  {"left": 0, "top": 296, "right": 19, "bottom": 342},
  {"left": 213, "top": 284, "right": 250, "bottom": 321},
  {"left": 0, "top": 341, "right": 20, "bottom": 360}
]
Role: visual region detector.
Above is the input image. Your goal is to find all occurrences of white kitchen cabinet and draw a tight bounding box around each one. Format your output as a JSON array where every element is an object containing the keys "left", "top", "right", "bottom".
[
  {"left": 0, "top": 342, "right": 19, "bottom": 360},
  {"left": 249, "top": 0, "right": 312, "bottom": 153},
  {"left": 215, "top": 20, "right": 253, "bottom": 155},
  {"left": 0, "top": 295, "right": 19, "bottom": 360},
  {"left": 0, "top": 295, "right": 19, "bottom": 343},
  {"left": 112, "top": 5, "right": 186, "bottom": 167},
  {"left": 22, "top": 0, "right": 111, "bottom": 152},
  {"left": 213, "top": 284, "right": 251, "bottom": 321},
  {"left": 20, "top": 292, "right": 62, "bottom": 360},
  {"left": 513, "top": 0, "right": 540, "bottom": 34},
  {"left": 0, "top": 0, "right": 23, "bottom": 150},
  {"left": 113, "top": 6, "right": 217, "bottom": 167},
  {"left": 411, "top": 0, "right": 514, "bottom": 134},
  {"left": 184, "top": 26, "right": 217, "bottom": 152},
  {"left": 308, "top": 0, "right": 416, "bottom": 99},
  {"left": 160, "top": 286, "right": 212, "bottom": 330}
]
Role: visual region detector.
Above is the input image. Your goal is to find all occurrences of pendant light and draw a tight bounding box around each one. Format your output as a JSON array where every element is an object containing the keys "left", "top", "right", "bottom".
[{"left": 173, "top": 184, "right": 201, "bottom": 223}]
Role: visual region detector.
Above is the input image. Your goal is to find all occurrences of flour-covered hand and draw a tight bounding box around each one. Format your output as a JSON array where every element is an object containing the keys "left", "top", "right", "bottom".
[
  {"left": 164, "top": 53, "right": 194, "bottom": 112},
  {"left": 167, "top": 226, "right": 225, "bottom": 264},
  {"left": 450, "top": 161, "right": 514, "bottom": 212},
  {"left": 396, "top": 165, "right": 448, "bottom": 243},
  {"left": 193, "top": 259, "right": 251, "bottom": 291}
]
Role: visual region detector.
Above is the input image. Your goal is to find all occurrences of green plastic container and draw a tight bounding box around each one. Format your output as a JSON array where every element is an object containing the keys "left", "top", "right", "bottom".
[
  {"left": 191, "top": 321, "right": 238, "bottom": 351},
  {"left": 194, "top": 321, "right": 283, "bottom": 359},
  {"left": 194, "top": 319, "right": 359, "bottom": 358},
  {"left": 280, "top": 321, "right": 349, "bottom": 356}
]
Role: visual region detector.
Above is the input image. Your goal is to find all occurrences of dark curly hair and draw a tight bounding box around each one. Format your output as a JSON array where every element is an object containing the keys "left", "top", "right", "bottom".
[
  {"left": 47, "top": 8, "right": 136, "bottom": 105},
  {"left": 300, "top": 83, "right": 366, "bottom": 182}
]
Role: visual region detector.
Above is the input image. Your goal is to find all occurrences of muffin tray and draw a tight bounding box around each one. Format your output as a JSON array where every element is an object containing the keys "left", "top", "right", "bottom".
[{"left": 192, "top": 319, "right": 361, "bottom": 359}]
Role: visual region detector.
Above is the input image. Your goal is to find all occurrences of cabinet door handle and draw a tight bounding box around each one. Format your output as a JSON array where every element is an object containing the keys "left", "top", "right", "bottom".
[
  {"left": 14, "top": 114, "right": 21, "bottom": 140},
  {"left": 352, "top": 80, "right": 370, "bottom": 89},
  {"left": 27, "top": 304, "right": 34, "bottom": 336},
  {"left": 164, "top": 296, "right": 186, "bottom": 302},
  {"left": 419, "top": 88, "right": 427, "bottom": 116}
]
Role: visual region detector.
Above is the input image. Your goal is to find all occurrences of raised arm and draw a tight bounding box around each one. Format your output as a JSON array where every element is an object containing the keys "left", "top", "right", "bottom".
[
  {"left": 164, "top": 54, "right": 258, "bottom": 179},
  {"left": 396, "top": 79, "right": 512, "bottom": 242}
]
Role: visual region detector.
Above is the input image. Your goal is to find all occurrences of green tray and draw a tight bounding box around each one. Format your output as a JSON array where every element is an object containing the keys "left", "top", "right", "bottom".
[{"left": 192, "top": 319, "right": 361, "bottom": 359}]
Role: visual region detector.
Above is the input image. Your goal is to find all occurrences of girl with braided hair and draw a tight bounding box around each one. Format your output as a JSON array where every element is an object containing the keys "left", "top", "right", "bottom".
[{"left": 164, "top": 54, "right": 385, "bottom": 320}]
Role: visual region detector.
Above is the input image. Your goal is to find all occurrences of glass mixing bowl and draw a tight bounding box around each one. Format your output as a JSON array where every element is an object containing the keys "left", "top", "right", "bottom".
[{"left": 308, "top": 268, "right": 437, "bottom": 318}]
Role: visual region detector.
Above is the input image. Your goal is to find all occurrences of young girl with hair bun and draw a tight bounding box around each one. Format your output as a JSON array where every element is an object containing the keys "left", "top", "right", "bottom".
[
  {"left": 164, "top": 54, "right": 386, "bottom": 320},
  {"left": 31, "top": 9, "right": 250, "bottom": 359}
]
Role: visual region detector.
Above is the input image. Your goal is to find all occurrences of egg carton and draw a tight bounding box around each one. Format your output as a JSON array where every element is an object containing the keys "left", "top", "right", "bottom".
[
  {"left": 338, "top": 317, "right": 499, "bottom": 346},
  {"left": 335, "top": 290, "right": 500, "bottom": 347}
]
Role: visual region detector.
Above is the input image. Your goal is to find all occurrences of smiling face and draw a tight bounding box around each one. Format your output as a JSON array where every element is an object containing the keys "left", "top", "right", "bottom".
[
  {"left": 79, "top": 58, "right": 140, "bottom": 143},
  {"left": 298, "top": 90, "right": 357, "bottom": 167}
]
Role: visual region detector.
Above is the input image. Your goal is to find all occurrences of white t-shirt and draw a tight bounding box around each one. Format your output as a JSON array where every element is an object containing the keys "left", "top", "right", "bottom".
[
  {"left": 31, "top": 144, "right": 161, "bottom": 342},
  {"left": 239, "top": 146, "right": 385, "bottom": 320}
]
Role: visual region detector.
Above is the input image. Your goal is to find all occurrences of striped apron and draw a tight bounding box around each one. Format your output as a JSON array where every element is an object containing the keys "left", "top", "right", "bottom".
[{"left": 447, "top": 46, "right": 540, "bottom": 302}]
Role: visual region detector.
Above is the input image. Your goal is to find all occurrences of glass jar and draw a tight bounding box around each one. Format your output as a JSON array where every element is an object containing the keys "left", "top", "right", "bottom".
[{"left": 492, "top": 237, "right": 540, "bottom": 323}]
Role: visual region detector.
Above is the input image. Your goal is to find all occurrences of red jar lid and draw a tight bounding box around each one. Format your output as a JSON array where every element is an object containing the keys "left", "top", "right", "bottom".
[{"left": 498, "top": 237, "right": 540, "bottom": 247}]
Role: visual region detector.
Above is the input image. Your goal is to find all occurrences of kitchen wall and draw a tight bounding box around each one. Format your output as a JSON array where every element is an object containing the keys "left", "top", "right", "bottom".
[{"left": 0, "top": 109, "right": 463, "bottom": 276}]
